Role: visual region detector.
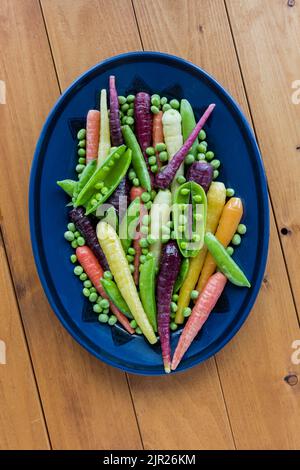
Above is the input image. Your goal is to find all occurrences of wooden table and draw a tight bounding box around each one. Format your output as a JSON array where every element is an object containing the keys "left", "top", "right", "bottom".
[{"left": 1, "top": 0, "right": 300, "bottom": 450}]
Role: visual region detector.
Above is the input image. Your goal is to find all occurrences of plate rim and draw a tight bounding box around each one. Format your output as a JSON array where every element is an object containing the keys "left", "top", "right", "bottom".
[{"left": 29, "top": 51, "right": 269, "bottom": 376}]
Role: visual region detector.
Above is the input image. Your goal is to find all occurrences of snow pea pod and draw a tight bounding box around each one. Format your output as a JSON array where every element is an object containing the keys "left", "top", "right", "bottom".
[
  {"left": 75, "top": 160, "right": 97, "bottom": 197},
  {"left": 173, "top": 258, "right": 190, "bottom": 293},
  {"left": 119, "top": 196, "right": 141, "bottom": 253},
  {"left": 204, "top": 232, "right": 251, "bottom": 287},
  {"left": 139, "top": 256, "right": 157, "bottom": 331},
  {"left": 122, "top": 125, "right": 151, "bottom": 192},
  {"left": 57, "top": 179, "right": 76, "bottom": 197},
  {"left": 173, "top": 181, "right": 207, "bottom": 257},
  {"left": 180, "top": 99, "right": 198, "bottom": 158},
  {"left": 100, "top": 278, "right": 132, "bottom": 318}
]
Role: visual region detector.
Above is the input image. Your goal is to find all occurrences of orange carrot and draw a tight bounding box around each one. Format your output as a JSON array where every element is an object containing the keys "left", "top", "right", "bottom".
[
  {"left": 76, "top": 246, "right": 134, "bottom": 334},
  {"left": 86, "top": 110, "right": 100, "bottom": 164},
  {"left": 130, "top": 186, "right": 146, "bottom": 285},
  {"left": 152, "top": 111, "right": 164, "bottom": 169},
  {"left": 171, "top": 272, "right": 227, "bottom": 371}
]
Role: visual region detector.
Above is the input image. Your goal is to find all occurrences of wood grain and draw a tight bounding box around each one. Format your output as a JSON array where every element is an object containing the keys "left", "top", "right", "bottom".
[
  {"left": 41, "top": 0, "right": 236, "bottom": 450},
  {"left": 0, "top": 232, "right": 50, "bottom": 449},
  {"left": 0, "top": 0, "right": 141, "bottom": 449},
  {"left": 226, "top": 0, "right": 300, "bottom": 318},
  {"left": 132, "top": 0, "right": 300, "bottom": 449}
]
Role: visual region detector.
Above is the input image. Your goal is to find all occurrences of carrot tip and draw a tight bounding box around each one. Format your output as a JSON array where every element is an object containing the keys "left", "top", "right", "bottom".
[{"left": 164, "top": 361, "right": 171, "bottom": 374}]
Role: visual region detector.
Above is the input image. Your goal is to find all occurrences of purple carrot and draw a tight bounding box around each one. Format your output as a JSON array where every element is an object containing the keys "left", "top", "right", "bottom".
[
  {"left": 156, "top": 241, "right": 181, "bottom": 373},
  {"left": 186, "top": 161, "right": 213, "bottom": 193},
  {"left": 69, "top": 207, "right": 109, "bottom": 270},
  {"left": 109, "top": 75, "right": 123, "bottom": 146},
  {"left": 134, "top": 92, "right": 154, "bottom": 185},
  {"left": 155, "top": 104, "right": 216, "bottom": 189},
  {"left": 106, "top": 176, "right": 130, "bottom": 219}
]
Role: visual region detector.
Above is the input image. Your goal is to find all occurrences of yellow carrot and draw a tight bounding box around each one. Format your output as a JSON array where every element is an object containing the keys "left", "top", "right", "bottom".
[
  {"left": 196, "top": 197, "right": 243, "bottom": 292},
  {"left": 97, "top": 89, "right": 111, "bottom": 166},
  {"left": 175, "top": 182, "right": 226, "bottom": 324},
  {"left": 96, "top": 221, "right": 157, "bottom": 344}
]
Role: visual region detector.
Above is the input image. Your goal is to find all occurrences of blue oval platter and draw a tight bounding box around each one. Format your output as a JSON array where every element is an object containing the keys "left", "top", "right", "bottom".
[{"left": 29, "top": 51, "right": 269, "bottom": 375}]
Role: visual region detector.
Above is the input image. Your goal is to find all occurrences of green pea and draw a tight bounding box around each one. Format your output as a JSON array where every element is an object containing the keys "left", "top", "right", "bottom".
[
  {"left": 142, "top": 214, "right": 150, "bottom": 226},
  {"left": 198, "top": 129, "right": 206, "bottom": 141},
  {"left": 90, "top": 287, "right": 96, "bottom": 293},
  {"left": 192, "top": 233, "right": 201, "bottom": 242},
  {"left": 180, "top": 188, "right": 190, "bottom": 196},
  {"left": 197, "top": 153, "right": 206, "bottom": 161},
  {"left": 141, "top": 192, "right": 151, "bottom": 202},
  {"left": 104, "top": 271, "right": 113, "bottom": 280},
  {"left": 160, "top": 96, "right": 168, "bottom": 105},
  {"left": 193, "top": 194, "right": 202, "bottom": 203},
  {"left": 127, "top": 108, "right": 134, "bottom": 117},
  {"left": 226, "top": 246, "right": 234, "bottom": 256},
  {"left": 201, "top": 141, "right": 208, "bottom": 149},
  {"left": 128, "top": 169, "right": 136, "bottom": 180},
  {"left": 211, "top": 159, "right": 220, "bottom": 169},
  {"left": 121, "top": 116, "right": 127, "bottom": 125},
  {"left": 213, "top": 170, "right": 219, "bottom": 180},
  {"left": 78, "top": 148, "right": 86, "bottom": 157},
  {"left": 171, "top": 302, "right": 178, "bottom": 312},
  {"left": 126, "top": 254, "right": 134, "bottom": 263},
  {"left": 181, "top": 241, "right": 187, "bottom": 249},
  {"left": 197, "top": 143, "right": 207, "bottom": 153},
  {"left": 73, "top": 231, "right": 80, "bottom": 238},
  {"left": 76, "top": 164, "right": 85, "bottom": 173},
  {"left": 172, "top": 294, "right": 179, "bottom": 302},
  {"left": 90, "top": 199, "right": 97, "bottom": 208},
  {"left": 147, "top": 234, "right": 156, "bottom": 245},
  {"left": 97, "top": 296, "right": 103, "bottom": 304},
  {"left": 232, "top": 234, "right": 241, "bottom": 246},
  {"left": 139, "top": 237, "right": 148, "bottom": 248},
  {"left": 133, "top": 178, "right": 140, "bottom": 187},
  {"left": 129, "top": 264, "right": 135, "bottom": 273},
  {"left": 78, "top": 157, "right": 86, "bottom": 164},
  {"left": 128, "top": 247, "right": 136, "bottom": 255},
  {"left": 150, "top": 164, "right": 158, "bottom": 173},
  {"left": 170, "top": 322, "right": 178, "bottom": 331},
  {"left": 108, "top": 315, "right": 117, "bottom": 326},
  {"left": 120, "top": 111, "right": 124, "bottom": 119},
  {"left": 99, "top": 299, "right": 109, "bottom": 309},
  {"left": 70, "top": 254, "right": 77, "bottom": 263},
  {"left": 151, "top": 105, "right": 160, "bottom": 114},
  {"left": 150, "top": 190, "right": 157, "bottom": 200},
  {"left": 126, "top": 116, "right": 134, "bottom": 126},
  {"left": 129, "top": 102, "right": 134, "bottom": 109},
  {"left": 170, "top": 99, "right": 180, "bottom": 109},
  {"left": 176, "top": 175, "right": 186, "bottom": 184},
  {"left": 155, "top": 142, "right": 166, "bottom": 152},
  {"left": 148, "top": 156, "right": 157, "bottom": 166},
  {"left": 226, "top": 188, "right": 235, "bottom": 197},
  {"left": 146, "top": 253, "right": 153, "bottom": 260},
  {"left": 94, "top": 182, "right": 104, "bottom": 190},
  {"left": 93, "top": 304, "right": 102, "bottom": 313},
  {"left": 142, "top": 248, "right": 149, "bottom": 255},
  {"left": 77, "top": 237, "right": 85, "bottom": 246},
  {"left": 183, "top": 307, "right": 192, "bottom": 318},
  {"left": 126, "top": 94, "right": 135, "bottom": 102},
  {"left": 95, "top": 193, "right": 102, "bottom": 201},
  {"left": 98, "top": 313, "right": 109, "bottom": 323},
  {"left": 108, "top": 159, "right": 115, "bottom": 167},
  {"left": 184, "top": 153, "right": 195, "bottom": 165},
  {"left": 89, "top": 292, "right": 98, "bottom": 303},
  {"left": 237, "top": 224, "right": 247, "bottom": 235},
  {"left": 205, "top": 151, "right": 215, "bottom": 161},
  {"left": 79, "top": 273, "right": 87, "bottom": 281},
  {"left": 162, "top": 103, "right": 171, "bottom": 112},
  {"left": 103, "top": 308, "right": 110, "bottom": 315},
  {"left": 64, "top": 231, "right": 75, "bottom": 241},
  {"left": 141, "top": 225, "right": 149, "bottom": 235},
  {"left": 145, "top": 200, "right": 152, "bottom": 210},
  {"left": 82, "top": 287, "right": 90, "bottom": 297},
  {"left": 100, "top": 185, "right": 108, "bottom": 193},
  {"left": 135, "top": 327, "right": 143, "bottom": 335},
  {"left": 121, "top": 103, "right": 129, "bottom": 113},
  {"left": 67, "top": 222, "right": 76, "bottom": 232},
  {"left": 170, "top": 312, "right": 176, "bottom": 319},
  {"left": 177, "top": 225, "right": 185, "bottom": 234},
  {"left": 140, "top": 255, "right": 147, "bottom": 264},
  {"left": 190, "top": 290, "right": 199, "bottom": 300},
  {"left": 83, "top": 280, "right": 92, "bottom": 288},
  {"left": 130, "top": 319, "right": 137, "bottom": 329},
  {"left": 159, "top": 151, "right": 168, "bottom": 162},
  {"left": 78, "top": 139, "right": 86, "bottom": 148},
  {"left": 77, "top": 128, "right": 86, "bottom": 140},
  {"left": 151, "top": 95, "right": 160, "bottom": 107},
  {"left": 118, "top": 96, "right": 127, "bottom": 105}
]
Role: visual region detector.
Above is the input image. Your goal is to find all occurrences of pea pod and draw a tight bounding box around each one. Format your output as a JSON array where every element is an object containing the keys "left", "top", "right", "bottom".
[
  {"left": 122, "top": 125, "right": 151, "bottom": 192},
  {"left": 173, "top": 181, "right": 207, "bottom": 257},
  {"left": 139, "top": 256, "right": 157, "bottom": 332},
  {"left": 75, "top": 145, "right": 130, "bottom": 213},
  {"left": 119, "top": 197, "right": 141, "bottom": 253},
  {"left": 204, "top": 232, "right": 250, "bottom": 287},
  {"left": 180, "top": 99, "right": 198, "bottom": 158},
  {"left": 100, "top": 278, "right": 132, "bottom": 318},
  {"left": 173, "top": 258, "right": 190, "bottom": 293},
  {"left": 57, "top": 179, "right": 77, "bottom": 197},
  {"left": 75, "top": 159, "right": 97, "bottom": 197}
]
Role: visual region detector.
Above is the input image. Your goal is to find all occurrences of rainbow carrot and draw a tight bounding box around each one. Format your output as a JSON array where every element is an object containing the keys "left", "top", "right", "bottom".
[
  {"left": 76, "top": 246, "right": 134, "bottom": 334},
  {"left": 86, "top": 110, "right": 100, "bottom": 164},
  {"left": 152, "top": 111, "right": 164, "bottom": 169},
  {"left": 130, "top": 186, "right": 146, "bottom": 285},
  {"left": 171, "top": 272, "right": 227, "bottom": 370}
]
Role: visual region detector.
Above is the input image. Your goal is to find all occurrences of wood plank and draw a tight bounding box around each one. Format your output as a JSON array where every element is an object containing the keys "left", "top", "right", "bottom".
[
  {"left": 0, "top": 0, "right": 141, "bottom": 449},
  {"left": 133, "top": 0, "right": 300, "bottom": 449},
  {"left": 0, "top": 232, "right": 50, "bottom": 449},
  {"left": 42, "top": 0, "right": 235, "bottom": 450},
  {"left": 226, "top": 0, "right": 300, "bottom": 318}
]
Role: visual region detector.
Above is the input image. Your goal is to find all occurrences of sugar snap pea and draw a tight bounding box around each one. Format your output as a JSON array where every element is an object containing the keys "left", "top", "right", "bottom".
[
  {"left": 119, "top": 197, "right": 141, "bottom": 253},
  {"left": 139, "top": 256, "right": 157, "bottom": 331},
  {"left": 57, "top": 179, "right": 77, "bottom": 197},
  {"left": 122, "top": 125, "right": 151, "bottom": 192},
  {"left": 173, "top": 258, "right": 190, "bottom": 293},
  {"left": 100, "top": 278, "right": 132, "bottom": 318}
]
